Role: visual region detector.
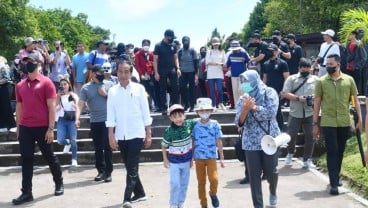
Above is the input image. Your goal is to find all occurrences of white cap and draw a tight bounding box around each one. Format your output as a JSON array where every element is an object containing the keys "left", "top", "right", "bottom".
[{"left": 321, "top": 29, "right": 335, "bottom": 37}]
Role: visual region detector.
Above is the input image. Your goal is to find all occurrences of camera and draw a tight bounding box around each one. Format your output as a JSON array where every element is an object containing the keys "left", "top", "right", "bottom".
[
  {"left": 304, "top": 95, "right": 314, "bottom": 107},
  {"left": 58, "top": 86, "right": 64, "bottom": 92}
]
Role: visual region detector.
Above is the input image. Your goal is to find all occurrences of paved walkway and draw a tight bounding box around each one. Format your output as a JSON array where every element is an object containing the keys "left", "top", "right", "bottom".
[{"left": 0, "top": 160, "right": 367, "bottom": 208}]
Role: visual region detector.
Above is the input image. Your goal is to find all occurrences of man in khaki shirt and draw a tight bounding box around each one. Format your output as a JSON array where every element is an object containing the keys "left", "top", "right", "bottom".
[
  {"left": 313, "top": 54, "right": 362, "bottom": 195},
  {"left": 282, "top": 58, "right": 318, "bottom": 169}
]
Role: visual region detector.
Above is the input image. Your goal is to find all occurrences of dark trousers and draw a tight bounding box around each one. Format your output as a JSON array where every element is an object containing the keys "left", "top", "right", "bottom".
[
  {"left": 198, "top": 79, "right": 207, "bottom": 98},
  {"left": 287, "top": 116, "right": 314, "bottom": 160},
  {"left": 159, "top": 70, "right": 179, "bottom": 110},
  {"left": 276, "top": 101, "right": 283, "bottom": 131},
  {"left": 18, "top": 125, "right": 63, "bottom": 193},
  {"left": 90, "top": 122, "right": 113, "bottom": 175},
  {"left": 346, "top": 69, "right": 363, "bottom": 95},
  {"left": 179, "top": 72, "right": 195, "bottom": 109},
  {"left": 0, "top": 83, "right": 16, "bottom": 129},
  {"left": 245, "top": 150, "right": 278, "bottom": 208},
  {"left": 118, "top": 138, "right": 145, "bottom": 201},
  {"left": 141, "top": 76, "right": 159, "bottom": 109},
  {"left": 243, "top": 153, "right": 249, "bottom": 179},
  {"left": 322, "top": 127, "right": 350, "bottom": 187}
]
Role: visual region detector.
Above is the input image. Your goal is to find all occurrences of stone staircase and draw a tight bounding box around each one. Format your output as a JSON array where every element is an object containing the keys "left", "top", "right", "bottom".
[{"left": 0, "top": 109, "right": 324, "bottom": 166}]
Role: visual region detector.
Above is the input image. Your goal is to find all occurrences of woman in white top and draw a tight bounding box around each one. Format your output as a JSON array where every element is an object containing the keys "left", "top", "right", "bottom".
[
  {"left": 205, "top": 37, "right": 226, "bottom": 110},
  {"left": 56, "top": 75, "right": 80, "bottom": 166}
]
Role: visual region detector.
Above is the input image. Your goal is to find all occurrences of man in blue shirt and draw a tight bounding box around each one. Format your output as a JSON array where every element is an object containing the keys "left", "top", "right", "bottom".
[
  {"left": 226, "top": 40, "right": 250, "bottom": 105},
  {"left": 86, "top": 40, "right": 109, "bottom": 82},
  {"left": 72, "top": 41, "right": 89, "bottom": 95}
]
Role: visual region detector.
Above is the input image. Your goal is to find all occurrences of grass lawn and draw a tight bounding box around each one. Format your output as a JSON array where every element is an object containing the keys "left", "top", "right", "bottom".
[{"left": 317, "top": 132, "right": 368, "bottom": 198}]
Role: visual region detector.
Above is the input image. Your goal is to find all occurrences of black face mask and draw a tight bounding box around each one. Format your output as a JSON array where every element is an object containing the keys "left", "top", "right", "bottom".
[
  {"left": 326, "top": 66, "right": 337, "bottom": 74},
  {"left": 272, "top": 37, "right": 279, "bottom": 44},
  {"left": 167, "top": 38, "right": 174, "bottom": 44},
  {"left": 183, "top": 43, "right": 189, "bottom": 50},
  {"left": 26, "top": 62, "right": 37, "bottom": 73},
  {"left": 200, "top": 52, "right": 206, "bottom": 58},
  {"left": 300, "top": 71, "right": 310, "bottom": 77},
  {"left": 96, "top": 74, "right": 104, "bottom": 82}
]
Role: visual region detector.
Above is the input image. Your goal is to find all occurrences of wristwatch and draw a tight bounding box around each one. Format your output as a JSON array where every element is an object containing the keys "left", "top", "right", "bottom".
[{"left": 48, "top": 125, "right": 55, "bottom": 131}]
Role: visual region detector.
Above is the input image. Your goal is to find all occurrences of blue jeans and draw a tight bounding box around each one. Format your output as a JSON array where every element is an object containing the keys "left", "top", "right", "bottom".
[
  {"left": 169, "top": 161, "right": 191, "bottom": 206},
  {"left": 57, "top": 117, "right": 78, "bottom": 160},
  {"left": 208, "top": 79, "right": 223, "bottom": 107}
]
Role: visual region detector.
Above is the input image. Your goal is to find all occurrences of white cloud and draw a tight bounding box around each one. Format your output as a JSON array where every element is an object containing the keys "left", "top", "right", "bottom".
[{"left": 106, "top": 0, "right": 172, "bottom": 20}]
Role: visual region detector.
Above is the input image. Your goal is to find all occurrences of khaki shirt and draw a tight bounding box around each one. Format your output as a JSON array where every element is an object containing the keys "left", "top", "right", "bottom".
[
  {"left": 314, "top": 73, "right": 357, "bottom": 127},
  {"left": 283, "top": 73, "right": 319, "bottom": 118}
]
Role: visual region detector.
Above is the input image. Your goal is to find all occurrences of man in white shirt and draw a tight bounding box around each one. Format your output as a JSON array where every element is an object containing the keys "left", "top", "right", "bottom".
[
  {"left": 316, "top": 29, "right": 340, "bottom": 77},
  {"left": 106, "top": 60, "right": 152, "bottom": 208}
]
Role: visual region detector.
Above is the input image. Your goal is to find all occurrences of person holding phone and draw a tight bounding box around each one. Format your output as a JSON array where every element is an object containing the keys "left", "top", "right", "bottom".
[{"left": 49, "top": 40, "right": 71, "bottom": 88}]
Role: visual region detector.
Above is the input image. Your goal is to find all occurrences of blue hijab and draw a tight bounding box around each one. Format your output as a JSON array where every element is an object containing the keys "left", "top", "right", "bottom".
[{"left": 239, "top": 70, "right": 266, "bottom": 106}]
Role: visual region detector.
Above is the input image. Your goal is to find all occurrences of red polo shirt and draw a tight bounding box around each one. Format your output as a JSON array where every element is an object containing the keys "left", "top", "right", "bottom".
[
  {"left": 16, "top": 73, "right": 56, "bottom": 127},
  {"left": 134, "top": 49, "right": 154, "bottom": 76}
]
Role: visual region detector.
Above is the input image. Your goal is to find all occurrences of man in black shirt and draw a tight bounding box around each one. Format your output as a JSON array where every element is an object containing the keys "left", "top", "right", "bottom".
[
  {"left": 286, "top": 34, "right": 303, "bottom": 75},
  {"left": 153, "top": 29, "right": 181, "bottom": 115},
  {"left": 250, "top": 33, "right": 270, "bottom": 79},
  {"left": 263, "top": 44, "right": 290, "bottom": 131},
  {"left": 272, "top": 30, "right": 291, "bottom": 61}
]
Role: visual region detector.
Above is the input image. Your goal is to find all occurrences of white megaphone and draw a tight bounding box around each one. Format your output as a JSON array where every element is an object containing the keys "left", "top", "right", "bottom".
[{"left": 261, "top": 133, "right": 291, "bottom": 155}]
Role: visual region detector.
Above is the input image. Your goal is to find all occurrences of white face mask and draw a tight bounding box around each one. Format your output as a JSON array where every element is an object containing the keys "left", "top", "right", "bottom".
[
  {"left": 199, "top": 113, "right": 210, "bottom": 120},
  {"left": 129, "top": 49, "right": 134, "bottom": 53},
  {"left": 143, "top": 46, "right": 150, "bottom": 51}
]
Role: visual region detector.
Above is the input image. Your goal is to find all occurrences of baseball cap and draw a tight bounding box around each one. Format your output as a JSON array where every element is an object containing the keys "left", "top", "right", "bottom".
[
  {"left": 22, "top": 53, "right": 41, "bottom": 63},
  {"left": 267, "top": 43, "right": 279, "bottom": 51},
  {"left": 286, "top": 33, "right": 296, "bottom": 40},
  {"left": 164, "top": 29, "right": 176, "bottom": 39},
  {"left": 92, "top": 64, "right": 105, "bottom": 73},
  {"left": 272, "top": 30, "right": 281, "bottom": 36},
  {"left": 321, "top": 29, "right": 335, "bottom": 37},
  {"left": 168, "top": 104, "right": 185, "bottom": 116},
  {"left": 211, "top": 37, "right": 221, "bottom": 46},
  {"left": 251, "top": 33, "right": 261, "bottom": 39},
  {"left": 24, "top": 37, "right": 35, "bottom": 46},
  {"left": 229, "top": 40, "right": 242, "bottom": 51}
]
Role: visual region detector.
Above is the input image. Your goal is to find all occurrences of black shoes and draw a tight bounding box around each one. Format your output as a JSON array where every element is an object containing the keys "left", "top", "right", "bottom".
[
  {"left": 54, "top": 183, "right": 64, "bottom": 196},
  {"left": 239, "top": 177, "right": 249, "bottom": 184},
  {"left": 104, "top": 174, "right": 112, "bottom": 183},
  {"left": 94, "top": 173, "right": 105, "bottom": 182},
  {"left": 329, "top": 186, "right": 339, "bottom": 195},
  {"left": 12, "top": 192, "right": 34, "bottom": 205}
]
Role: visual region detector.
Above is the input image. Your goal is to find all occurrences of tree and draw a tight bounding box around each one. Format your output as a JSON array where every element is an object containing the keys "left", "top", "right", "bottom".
[{"left": 339, "top": 8, "right": 368, "bottom": 45}]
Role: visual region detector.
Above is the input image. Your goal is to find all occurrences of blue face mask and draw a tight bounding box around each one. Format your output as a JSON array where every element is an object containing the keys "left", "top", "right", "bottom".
[
  {"left": 199, "top": 113, "right": 210, "bottom": 120},
  {"left": 241, "top": 82, "right": 253, "bottom": 93}
]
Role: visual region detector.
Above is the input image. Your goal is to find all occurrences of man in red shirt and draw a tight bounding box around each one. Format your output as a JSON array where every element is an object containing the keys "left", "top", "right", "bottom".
[
  {"left": 135, "top": 39, "right": 159, "bottom": 111},
  {"left": 12, "top": 53, "right": 63, "bottom": 205}
]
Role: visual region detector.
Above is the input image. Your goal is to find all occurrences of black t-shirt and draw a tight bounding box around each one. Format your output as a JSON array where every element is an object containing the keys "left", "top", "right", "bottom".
[
  {"left": 264, "top": 58, "right": 289, "bottom": 94},
  {"left": 153, "top": 40, "right": 177, "bottom": 74},
  {"left": 254, "top": 41, "right": 270, "bottom": 65},
  {"left": 287, "top": 44, "right": 302, "bottom": 75}
]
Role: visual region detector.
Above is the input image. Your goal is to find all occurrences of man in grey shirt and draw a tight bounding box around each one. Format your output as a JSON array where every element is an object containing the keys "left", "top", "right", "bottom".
[
  {"left": 281, "top": 58, "right": 318, "bottom": 169},
  {"left": 178, "top": 36, "right": 198, "bottom": 111},
  {"left": 79, "top": 64, "right": 113, "bottom": 182}
]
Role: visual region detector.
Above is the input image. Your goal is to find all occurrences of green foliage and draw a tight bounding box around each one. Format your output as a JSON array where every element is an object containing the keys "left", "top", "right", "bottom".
[{"left": 339, "top": 8, "right": 368, "bottom": 45}]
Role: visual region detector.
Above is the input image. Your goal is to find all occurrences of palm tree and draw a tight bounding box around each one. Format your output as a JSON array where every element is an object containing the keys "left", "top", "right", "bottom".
[{"left": 338, "top": 8, "right": 368, "bottom": 45}]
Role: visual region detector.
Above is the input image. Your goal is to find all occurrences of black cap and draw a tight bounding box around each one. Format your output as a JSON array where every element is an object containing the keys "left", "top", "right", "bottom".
[
  {"left": 251, "top": 33, "right": 261, "bottom": 39},
  {"left": 164, "top": 29, "right": 176, "bottom": 38},
  {"left": 286, "top": 33, "right": 296, "bottom": 40},
  {"left": 182, "top": 36, "right": 190, "bottom": 43},
  {"left": 142, "top": 39, "right": 151, "bottom": 46},
  {"left": 92, "top": 64, "right": 104, "bottom": 73},
  {"left": 267, "top": 43, "right": 279, "bottom": 51},
  {"left": 22, "top": 53, "right": 41, "bottom": 63},
  {"left": 272, "top": 30, "right": 281, "bottom": 36}
]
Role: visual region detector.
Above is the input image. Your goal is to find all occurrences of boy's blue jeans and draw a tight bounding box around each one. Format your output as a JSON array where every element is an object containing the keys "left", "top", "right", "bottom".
[
  {"left": 57, "top": 117, "right": 77, "bottom": 160},
  {"left": 169, "top": 161, "right": 191, "bottom": 206}
]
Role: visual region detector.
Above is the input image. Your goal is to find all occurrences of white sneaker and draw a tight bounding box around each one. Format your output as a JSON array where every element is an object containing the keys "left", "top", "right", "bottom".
[
  {"left": 218, "top": 103, "right": 226, "bottom": 111},
  {"left": 9, "top": 127, "right": 17, "bottom": 133},
  {"left": 303, "top": 159, "right": 316, "bottom": 169},
  {"left": 122, "top": 201, "right": 132, "bottom": 208},
  {"left": 71, "top": 159, "right": 78, "bottom": 167},
  {"left": 63, "top": 144, "right": 71, "bottom": 153},
  {"left": 285, "top": 153, "right": 293, "bottom": 165}
]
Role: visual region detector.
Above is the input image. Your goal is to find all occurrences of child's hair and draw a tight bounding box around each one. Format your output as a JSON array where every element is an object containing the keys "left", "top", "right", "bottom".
[{"left": 169, "top": 109, "right": 185, "bottom": 117}]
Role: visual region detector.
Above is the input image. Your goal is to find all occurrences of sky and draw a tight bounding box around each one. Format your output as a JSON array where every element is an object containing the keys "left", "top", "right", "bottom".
[{"left": 28, "top": 0, "right": 259, "bottom": 50}]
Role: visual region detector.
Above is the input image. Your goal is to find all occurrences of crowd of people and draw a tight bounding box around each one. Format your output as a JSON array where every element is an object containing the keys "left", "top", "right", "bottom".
[{"left": 1, "top": 27, "right": 368, "bottom": 208}]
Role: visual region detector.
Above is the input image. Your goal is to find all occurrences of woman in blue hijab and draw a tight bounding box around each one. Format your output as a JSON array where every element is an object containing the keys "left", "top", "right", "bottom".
[{"left": 235, "top": 70, "right": 281, "bottom": 208}]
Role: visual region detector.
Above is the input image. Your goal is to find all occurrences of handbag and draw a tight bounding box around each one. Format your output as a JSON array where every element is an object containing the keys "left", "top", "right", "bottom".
[
  {"left": 60, "top": 97, "right": 76, "bottom": 121},
  {"left": 234, "top": 133, "right": 245, "bottom": 162}
]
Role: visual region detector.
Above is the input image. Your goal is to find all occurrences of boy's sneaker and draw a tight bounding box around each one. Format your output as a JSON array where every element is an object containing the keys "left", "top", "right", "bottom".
[
  {"left": 303, "top": 159, "right": 316, "bottom": 169},
  {"left": 218, "top": 103, "right": 226, "bottom": 111},
  {"left": 122, "top": 201, "right": 132, "bottom": 208},
  {"left": 63, "top": 144, "right": 71, "bottom": 153},
  {"left": 285, "top": 153, "right": 293, "bottom": 165},
  {"left": 209, "top": 193, "right": 219, "bottom": 208},
  {"left": 131, "top": 194, "right": 147, "bottom": 203},
  {"left": 71, "top": 159, "right": 78, "bottom": 167},
  {"left": 269, "top": 194, "right": 277, "bottom": 207}
]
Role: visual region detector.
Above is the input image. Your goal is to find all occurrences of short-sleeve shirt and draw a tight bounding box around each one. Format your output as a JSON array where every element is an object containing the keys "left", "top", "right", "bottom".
[
  {"left": 192, "top": 120, "right": 223, "bottom": 159},
  {"left": 318, "top": 42, "right": 340, "bottom": 66},
  {"left": 226, "top": 51, "right": 250, "bottom": 77},
  {"left": 287, "top": 44, "right": 303, "bottom": 75},
  {"left": 314, "top": 73, "right": 357, "bottom": 127},
  {"left": 178, "top": 48, "right": 197, "bottom": 73},
  {"left": 264, "top": 58, "right": 289, "bottom": 94},
  {"left": 153, "top": 41, "right": 177, "bottom": 74},
  {"left": 72, "top": 52, "right": 89, "bottom": 83},
  {"left": 49, "top": 52, "right": 69, "bottom": 82},
  {"left": 79, "top": 81, "right": 107, "bottom": 122},
  {"left": 16, "top": 74, "right": 56, "bottom": 127},
  {"left": 254, "top": 41, "right": 269, "bottom": 65},
  {"left": 162, "top": 119, "right": 197, "bottom": 163},
  {"left": 277, "top": 41, "right": 290, "bottom": 62},
  {"left": 86, "top": 49, "right": 109, "bottom": 66}
]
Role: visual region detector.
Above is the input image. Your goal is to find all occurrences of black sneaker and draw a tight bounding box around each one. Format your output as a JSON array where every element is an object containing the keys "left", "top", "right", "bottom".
[
  {"left": 104, "top": 174, "right": 112, "bottom": 183},
  {"left": 130, "top": 194, "right": 147, "bottom": 203},
  {"left": 329, "top": 186, "right": 339, "bottom": 195},
  {"left": 94, "top": 173, "right": 105, "bottom": 182},
  {"left": 12, "top": 192, "right": 34, "bottom": 205},
  {"left": 54, "top": 183, "right": 64, "bottom": 196},
  {"left": 209, "top": 193, "right": 219, "bottom": 208},
  {"left": 239, "top": 177, "right": 249, "bottom": 184}
]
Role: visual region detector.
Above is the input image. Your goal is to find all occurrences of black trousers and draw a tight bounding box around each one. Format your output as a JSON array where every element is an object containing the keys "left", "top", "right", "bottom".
[
  {"left": 245, "top": 150, "right": 278, "bottom": 208},
  {"left": 0, "top": 83, "right": 16, "bottom": 129},
  {"left": 18, "top": 125, "right": 63, "bottom": 193},
  {"left": 90, "top": 122, "right": 113, "bottom": 175},
  {"left": 159, "top": 70, "right": 179, "bottom": 110},
  {"left": 118, "top": 138, "right": 145, "bottom": 201},
  {"left": 179, "top": 72, "right": 195, "bottom": 109},
  {"left": 322, "top": 127, "right": 350, "bottom": 187}
]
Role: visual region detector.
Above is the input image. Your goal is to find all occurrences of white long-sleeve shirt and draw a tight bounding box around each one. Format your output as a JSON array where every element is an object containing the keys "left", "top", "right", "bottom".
[{"left": 106, "top": 81, "right": 152, "bottom": 140}]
